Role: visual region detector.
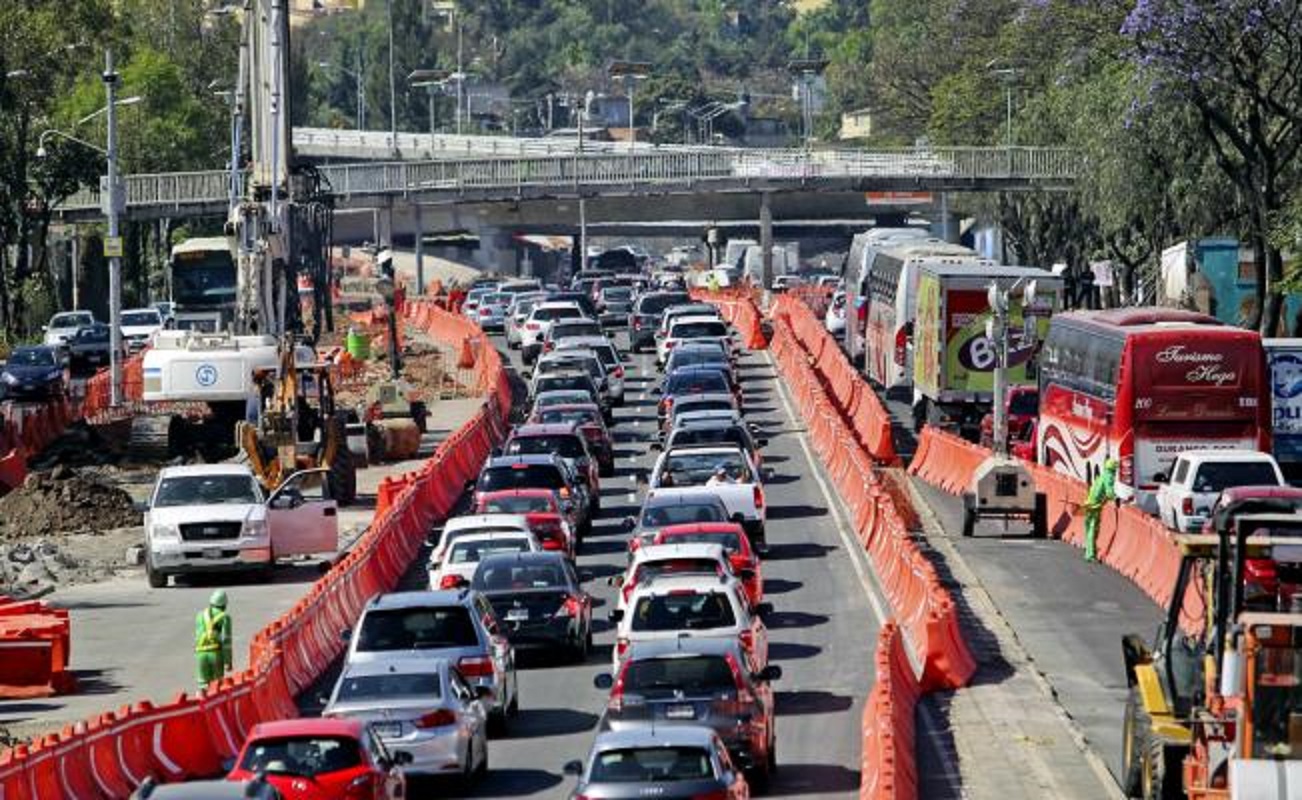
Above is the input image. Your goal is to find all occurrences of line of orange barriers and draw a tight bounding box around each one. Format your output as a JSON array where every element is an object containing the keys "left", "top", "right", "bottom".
[
  {"left": 767, "top": 308, "right": 976, "bottom": 800},
  {"left": 689, "top": 287, "right": 768, "bottom": 350},
  {"left": 0, "top": 305, "right": 512, "bottom": 799},
  {"left": 0, "top": 595, "right": 74, "bottom": 699},
  {"left": 859, "top": 623, "right": 918, "bottom": 800},
  {"left": 785, "top": 284, "right": 835, "bottom": 318},
  {"left": 909, "top": 426, "right": 1206, "bottom": 636}
]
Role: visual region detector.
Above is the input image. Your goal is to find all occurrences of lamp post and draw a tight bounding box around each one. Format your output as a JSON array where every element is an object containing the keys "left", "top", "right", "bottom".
[
  {"left": 386, "top": 0, "right": 397, "bottom": 144},
  {"left": 318, "top": 59, "right": 365, "bottom": 130},
  {"left": 607, "top": 61, "right": 651, "bottom": 151},
  {"left": 787, "top": 58, "right": 828, "bottom": 149},
  {"left": 103, "top": 49, "right": 123, "bottom": 407},
  {"left": 985, "top": 60, "right": 1020, "bottom": 148},
  {"left": 409, "top": 68, "right": 450, "bottom": 145}
]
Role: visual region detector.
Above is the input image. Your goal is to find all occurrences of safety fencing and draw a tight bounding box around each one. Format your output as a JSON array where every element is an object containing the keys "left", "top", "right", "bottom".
[
  {"left": 0, "top": 399, "right": 75, "bottom": 495},
  {"left": 786, "top": 284, "right": 835, "bottom": 318},
  {"left": 0, "top": 304, "right": 510, "bottom": 799},
  {"left": 768, "top": 305, "right": 975, "bottom": 800},
  {"left": 689, "top": 287, "right": 768, "bottom": 350},
  {"left": 908, "top": 426, "right": 1206, "bottom": 636},
  {"left": 859, "top": 623, "right": 919, "bottom": 800},
  {"left": 0, "top": 595, "right": 74, "bottom": 699}
]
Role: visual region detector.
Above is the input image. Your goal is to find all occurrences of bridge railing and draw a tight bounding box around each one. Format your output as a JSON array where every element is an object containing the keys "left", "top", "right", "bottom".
[{"left": 55, "top": 147, "right": 1080, "bottom": 214}]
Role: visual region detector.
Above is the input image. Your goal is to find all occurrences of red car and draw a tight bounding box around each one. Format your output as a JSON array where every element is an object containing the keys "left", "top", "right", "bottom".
[
  {"left": 227, "top": 718, "right": 408, "bottom": 800},
  {"left": 527, "top": 402, "right": 614, "bottom": 476},
  {"left": 652, "top": 522, "right": 763, "bottom": 608},
  {"left": 475, "top": 488, "right": 577, "bottom": 559},
  {"left": 979, "top": 386, "right": 1039, "bottom": 451}
]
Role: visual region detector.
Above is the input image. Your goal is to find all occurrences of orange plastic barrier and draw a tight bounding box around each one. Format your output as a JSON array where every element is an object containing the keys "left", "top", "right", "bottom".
[
  {"left": 0, "top": 596, "right": 74, "bottom": 697},
  {"left": 906, "top": 426, "right": 989, "bottom": 495},
  {"left": 690, "top": 289, "right": 767, "bottom": 350},
  {"left": 0, "top": 448, "right": 26, "bottom": 494},
  {"left": 859, "top": 622, "right": 919, "bottom": 800}
]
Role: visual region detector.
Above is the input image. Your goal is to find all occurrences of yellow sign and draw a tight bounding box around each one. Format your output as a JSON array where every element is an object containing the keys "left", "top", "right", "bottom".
[{"left": 104, "top": 237, "right": 124, "bottom": 258}]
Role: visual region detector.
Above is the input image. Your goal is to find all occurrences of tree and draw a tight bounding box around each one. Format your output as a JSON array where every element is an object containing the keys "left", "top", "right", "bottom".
[{"left": 1123, "top": 0, "right": 1302, "bottom": 332}]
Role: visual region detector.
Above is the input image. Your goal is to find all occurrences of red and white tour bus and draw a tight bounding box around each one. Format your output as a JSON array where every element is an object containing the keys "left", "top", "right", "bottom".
[{"left": 1037, "top": 308, "right": 1270, "bottom": 511}]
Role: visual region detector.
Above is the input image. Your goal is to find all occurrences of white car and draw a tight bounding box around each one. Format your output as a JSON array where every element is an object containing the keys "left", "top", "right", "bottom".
[
  {"left": 609, "top": 573, "right": 769, "bottom": 671},
  {"left": 428, "top": 530, "right": 540, "bottom": 590},
  {"left": 505, "top": 292, "right": 549, "bottom": 349},
  {"left": 555, "top": 337, "right": 626, "bottom": 405},
  {"left": 657, "top": 315, "right": 732, "bottom": 367},
  {"left": 43, "top": 310, "right": 94, "bottom": 353},
  {"left": 1155, "top": 449, "right": 1285, "bottom": 532},
  {"left": 645, "top": 444, "right": 767, "bottom": 549},
  {"left": 428, "top": 513, "right": 535, "bottom": 569},
  {"left": 120, "top": 307, "right": 164, "bottom": 352},
  {"left": 610, "top": 542, "right": 740, "bottom": 617},
  {"left": 144, "top": 465, "right": 338, "bottom": 588},
  {"left": 520, "top": 302, "right": 584, "bottom": 364},
  {"left": 825, "top": 291, "right": 847, "bottom": 335}
]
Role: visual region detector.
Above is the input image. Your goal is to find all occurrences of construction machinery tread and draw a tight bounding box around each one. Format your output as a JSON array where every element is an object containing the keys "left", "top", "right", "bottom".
[{"left": 129, "top": 415, "right": 178, "bottom": 461}]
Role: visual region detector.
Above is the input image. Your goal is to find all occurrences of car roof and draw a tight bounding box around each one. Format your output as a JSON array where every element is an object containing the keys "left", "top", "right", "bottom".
[
  {"left": 658, "top": 522, "right": 747, "bottom": 536},
  {"left": 248, "top": 717, "right": 364, "bottom": 739},
  {"left": 484, "top": 455, "right": 565, "bottom": 468},
  {"left": 631, "top": 572, "right": 734, "bottom": 596},
  {"left": 512, "top": 423, "right": 581, "bottom": 437},
  {"left": 451, "top": 530, "right": 537, "bottom": 544},
  {"left": 532, "top": 301, "right": 581, "bottom": 311},
  {"left": 591, "top": 725, "right": 719, "bottom": 751},
  {"left": 157, "top": 464, "right": 256, "bottom": 478},
  {"left": 634, "top": 542, "right": 728, "bottom": 563},
  {"left": 663, "top": 444, "right": 746, "bottom": 457},
  {"left": 123, "top": 307, "right": 161, "bottom": 314},
  {"left": 368, "top": 590, "right": 474, "bottom": 610},
  {"left": 1180, "top": 450, "right": 1277, "bottom": 462},
  {"left": 672, "top": 393, "right": 735, "bottom": 407},
  {"left": 556, "top": 336, "right": 615, "bottom": 349},
  {"left": 670, "top": 315, "right": 725, "bottom": 327},
  {"left": 478, "top": 550, "right": 568, "bottom": 568},
  {"left": 674, "top": 417, "right": 745, "bottom": 432},
  {"left": 534, "top": 402, "right": 602, "bottom": 413},
  {"left": 444, "top": 514, "right": 532, "bottom": 531}
]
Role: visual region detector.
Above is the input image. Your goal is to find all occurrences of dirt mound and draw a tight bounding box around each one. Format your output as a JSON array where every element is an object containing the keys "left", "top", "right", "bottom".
[{"left": 0, "top": 468, "right": 139, "bottom": 541}]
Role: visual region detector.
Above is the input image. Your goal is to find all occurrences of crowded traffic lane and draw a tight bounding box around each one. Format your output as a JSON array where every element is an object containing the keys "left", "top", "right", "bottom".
[{"left": 462, "top": 331, "right": 876, "bottom": 798}]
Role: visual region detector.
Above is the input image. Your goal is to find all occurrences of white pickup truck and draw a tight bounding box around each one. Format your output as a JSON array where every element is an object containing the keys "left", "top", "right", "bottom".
[
  {"left": 1154, "top": 449, "right": 1285, "bottom": 533},
  {"left": 143, "top": 464, "right": 339, "bottom": 588},
  {"left": 643, "top": 445, "right": 768, "bottom": 551}
]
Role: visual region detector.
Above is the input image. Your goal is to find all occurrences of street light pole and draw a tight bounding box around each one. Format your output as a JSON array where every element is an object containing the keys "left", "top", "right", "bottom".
[
  {"left": 387, "top": 0, "right": 397, "bottom": 143},
  {"left": 104, "top": 49, "right": 123, "bottom": 407}
]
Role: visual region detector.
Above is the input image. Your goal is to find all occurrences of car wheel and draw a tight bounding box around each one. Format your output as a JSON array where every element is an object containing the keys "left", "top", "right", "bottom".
[
  {"left": 145, "top": 558, "right": 167, "bottom": 589},
  {"left": 488, "top": 709, "right": 508, "bottom": 737}
]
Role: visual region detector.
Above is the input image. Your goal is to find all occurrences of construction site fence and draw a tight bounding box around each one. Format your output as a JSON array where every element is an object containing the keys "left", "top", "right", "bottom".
[
  {"left": 0, "top": 304, "right": 511, "bottom": 799},
  {"left": 688, "top": 287, "right": 768, "bottom": 350},
  {"left": 0, "top": 595, "right": 74, "bottom": 700}
]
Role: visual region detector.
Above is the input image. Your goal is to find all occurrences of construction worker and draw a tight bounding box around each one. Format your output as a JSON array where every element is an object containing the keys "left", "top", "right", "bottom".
[
  {"left": 1083, "top": 458, "right": 1118, "bottom": 562},
  {"left": 705, "top": 270, "right": 720, "bottom": 293},
  {"left": 194, "top": 589, "right": 233, "bottom": 689}
]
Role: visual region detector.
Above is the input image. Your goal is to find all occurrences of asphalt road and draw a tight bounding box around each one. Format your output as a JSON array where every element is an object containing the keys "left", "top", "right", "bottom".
[
  {"left": 339, "top": 330, "right": 883, "bottom": 798},
  {"left": 883, "top": 393, "right": 1164, "bottom": 786}
]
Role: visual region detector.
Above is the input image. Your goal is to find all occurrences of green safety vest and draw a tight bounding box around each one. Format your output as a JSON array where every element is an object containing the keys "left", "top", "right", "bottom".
[{"left": 195, "top": 608, "right": 229, "bottom": 653}]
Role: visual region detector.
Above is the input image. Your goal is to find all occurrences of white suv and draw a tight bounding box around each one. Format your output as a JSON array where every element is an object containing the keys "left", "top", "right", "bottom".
[
  {"left": 520, "top": 302, "right": 584, "bottom": 364},
  {"left": 1155, "top": 449, "right": 1285, "bottom": 532},
  {"left": 608, "top": 573, "right": 769, "bottom": 671}
]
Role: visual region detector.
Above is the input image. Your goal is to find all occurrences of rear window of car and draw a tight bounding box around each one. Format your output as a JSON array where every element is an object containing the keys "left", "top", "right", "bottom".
[
  {"left": 660, "top": 451, "right": 750, "bottom": 485},
  {"left": 671, "top": 427, "right": 746, "bottom": 450},
  {"left": 591, "top": 746, "right": 714, "bottom": 782},
  {"left": 533, "top": 306, "right": 582, "bottom": 322},
  {"left": 534, "top": 407, "right": 602, "bottom": 426},
  {"left": 479, "top": 494, "right": 555, "bottom": 514},
  {"left": 636, "top": 294, "right": 691, "bottom": 315},
  {"left": 449, "top": 539, "right": 531, "bottom": 564},
  {"left": 631, "top": 591, "right": 736, "bottom": 631},
  {"left": 336, "top": 672, "right": 442, "bottom": 701},
  {"left": 479, "top": 465, "right": 566, "bottom": 492},
  {"left": 669, "top": 351, "right": 727, "bottom": 370},
  {"left": 537, "top": 375, "right": 594, "bottom": 395},
  {"left": 640, "top": 502, "right": 726, "bottom": 528},
  {"left": 473, "top": 560, "right": 567, "bottom": 591},
  {"left": 666, "top": 371, "right": 729, "bottom": 395},
  {"left": 659, "top": 531, "right": 743, "bottom": 553},
  {"left": 603, "top": 287, "right": 634, "bottom": 301},
  {"left": 551, "top": 322, "right": 603, "bottom": 339},
  {"left": 1191, "top": 462, "right": 1280, "bottom": 492},
  {"left": 535, "top": 391, "right": 594, "bottom": 408},
  {"left": 636, "top": 558, "right": 724, "bottom": 583},
  {"left": 506, "top": 434, "right": 587, "bottom": 459},
  {"left": 674, "top": 400, "right": 733, "bottom": 417},
  {"left": 239, "top": 736, "right": 362, "bottom": 777},
  {"left": 672, "top": 321, "right": 727, "bottom": 338},
  {"left": 622, "top": 655, "right": 736, "bottom": 697},
  {"left": 357, "top": 606, "right": 479, "bottom": 650}
]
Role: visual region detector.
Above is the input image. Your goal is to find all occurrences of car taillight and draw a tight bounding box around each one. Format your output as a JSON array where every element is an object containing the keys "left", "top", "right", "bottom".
[
  {"left": 344, "top": 774, "right": 373, "bottom": 800},
  {"left": 526, "top": 322, "right": 540, "bottom": 330},
  {"left": 555, "top": 596, "right": 583, "bottom": 618},
  {"left": 738, "top": 630, "right": 754, "bottom": 651},
  {"left": 541, "top": 538, "right": 563, "bottom": 551},
  {"left": 544, "top": 341, "right": 554, "bottom": 352},
  {"left": 753, "top": 485, "right": 764, "bottom": 510},
  {"left": 613, "top": 365, "right": 625, "bottom": 378},
  {"left": 894, "top": 327, "right": 908, "bottom": 367},
  {"left": 665, "top": 340, "right": 676, "bottom": 350},
  {"left": 615, "top": 636, "right": 630, "bottom": 659},
  {"left": 729, "top": 554, "right": 750, "bottom": 573},
  {"left": 1182, "top": 497, "right": 1194, "bottom": 515},
  {"left": 415, "top": 709, "right": 457, "bottom": 728},
  {"left": 439, "top": 574, "right": 464, "bottom": 589},
  {"left": 634, "top": 318, "right": 643, "bottom": 330},
  {"left": 458, "top": 655, "right": 494, "bottom": 678}
]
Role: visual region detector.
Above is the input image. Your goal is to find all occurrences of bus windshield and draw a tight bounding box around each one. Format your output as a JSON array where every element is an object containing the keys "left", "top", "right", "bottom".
[{"left": 172, "top": 250, "right": 236, "bottom": 307}]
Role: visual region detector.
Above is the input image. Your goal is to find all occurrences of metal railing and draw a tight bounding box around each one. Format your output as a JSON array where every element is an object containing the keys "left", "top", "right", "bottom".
[{"left": 55, "top": 147, "right": 1080, "bottom": 214}]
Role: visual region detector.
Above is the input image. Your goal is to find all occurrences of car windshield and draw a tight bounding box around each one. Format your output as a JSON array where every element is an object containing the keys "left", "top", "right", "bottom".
[
  {"left": 506, "top": 435, "right": 587, "bottom": 459},
  {"left": 669, "top": 351, "right": 727, "bottom": 370},
  {"left": 356, "top": 606, "right": 479, "bottom": 650},
  {"left": 75, "top": 326, "right": 108, "bottom": 342},
  {"left": 673, "top": 321, "right": 727, "bottom": 338},
  {"left": 479, "top": 465, "right": 566, "bottom": 492},
  {"left": 536, "top": 375, "right": 594, "bottom": 395},
  {"left": 533, "top": 306, "right": 582, "bottom": 322},
  {"left": 660, "top": 452, "right": 750, "bottom": 485},
  {"left": 631, "top": 591, "right": 736, "bottom": 631},
  {"left": 1009, "top": 392, "right": 1039, "bottom": 416},
  {"left": 622, "top": 655, "right": 736, "bottom": 698},
  {"left": 672, "top": 427, "right": 746, "bottom": 450},
  {"left": 49, "top": 313, "right": 92, "bottom": 329},
  {"left": 8, "top": 349, "right": 55, "bottom": 367},
  {"left": 540, "top": 359, "right": 600, "bottom": 380},
  {"left": 480, "top": 494, "right": 555, "bottom": 514},
  {"left": 551, "top": 322, "right": 602, "bottom": 339},
  {"left": 238, "top": 736, "right": 362, "bottom": 778},
  {"left": 1192, "top": 462, "right": 1280, "bottom": 493},
  {"left": 535, "top": 391, "right": 593, "bottom": 408},
  {"left": 637, "top": 294, "right": 691, "bottom": 314},
  {"left": 674, "top": 400, "right": 733, "bottom": 417},
  {"left": 636, "top": 558, "right": 724, "bottom": 583},
  {"left": 603, "top": 287, "right": 634, "bottom": 301},
  {"left": 122, "top": 311, "right": 160, "bottom": 326},
  {"left": 641, "top": 502, "right": 725, "bottom": 528},
  {"left": 336, "top": 672, "right": 441, "bottom": 701},
  {"left": 660, "top": 531, "right": 743, "bottom": 553},
  {"left": 590, "top": 747, "right": 714, "bottom": 783},
  {"left": 666, "top": 371, "right": 729, "bottom": 395},
  {"left": 472, "top": 559, "right": 566, "bottom": 591},
  {"left": 482, "top": 293, "right": 508, "bottom": 306},
  {"left": 534, "top": 407, "right": 602, "bottom": 427},
  {"left": 450, "top": 539, "right": 531, "bottom": 564},
  {"left": 154, "top": 474, "right": 262, "bottom": 507}
]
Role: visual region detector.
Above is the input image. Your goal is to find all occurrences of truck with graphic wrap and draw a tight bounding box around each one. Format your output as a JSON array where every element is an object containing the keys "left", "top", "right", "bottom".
[
  {"left": 1264, "top": 338, "right": 1302, "bottom": 482},
  {"left": 911, "top": 264, "right": 1062, "bottom": 438}
]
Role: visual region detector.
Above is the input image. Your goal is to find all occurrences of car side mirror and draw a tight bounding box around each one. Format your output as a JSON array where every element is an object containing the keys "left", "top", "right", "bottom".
[
  {"left": 730, "top": 512, "right": 745, "bottom": 524},
  {"left": 392, "top": 750, "right": 415, "bottom": 766},
  {"left": 754, "top": 664, "right": 783, "bottom": 682},
  {"left": 464, "top": 479, "right": 476, "bottom": 492},
  {"left": 650, "top": 441, "right": 663, "bottom": 451},
  {"left": 1153, "top": 473, "right": 1167, "bottom": 484},
  {"left": 754, "top": 602, "right": 773, "bottom": 617},
  {"left": 607, "top": 574, "right": 625, "bottom": 588},
  {"left": 340, "top": 628, "right": 352, "bottom": 643},
  {"left": 593, "top": 672, "right": 614, "bottom": 690},
  {"left": 562, "top": 759, "right": 584, "bottom": 776},
  {"left": 608, "top": 608, "right": 624, "bottom": 623},
  {"left": 756, "top": 438, "right": 769, "bottom": 447},
  {"left": 475, "top": 684, "right": 493, "bottom": 699},
  {"left": 491, "top": 446, "right": 502, "bottom": 457},
  {"left": 621, "top": 517, "right": 635, "bottom": 532}
]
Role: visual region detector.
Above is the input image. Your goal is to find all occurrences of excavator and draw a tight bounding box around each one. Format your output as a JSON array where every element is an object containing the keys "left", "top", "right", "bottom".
[
  {"left": 237, "top": 336, "right": 356, "bottom": 505},
  {"left": 1121, "top": 496, "right": 1302, "bottom": 799}
]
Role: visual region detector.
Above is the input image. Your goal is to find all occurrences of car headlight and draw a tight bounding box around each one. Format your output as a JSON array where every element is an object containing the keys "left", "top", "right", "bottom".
[
  {"left": 151, "top": 523, "right": 179, "bottom": 541},
  {"left": 243, "top": 519, "right": 268, "bottom": 539},
  {"left": 1, "top": 373, "right": 16, "bottom": 385}
]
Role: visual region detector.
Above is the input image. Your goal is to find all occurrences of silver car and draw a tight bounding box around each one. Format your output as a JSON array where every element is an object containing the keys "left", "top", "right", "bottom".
[
  {"left": 506, "top": 292, "right": 549, "bottom": 349},
  {"left": 554, "top": 337, "right": 626, "bottom": 406},
  {"left": 562, "top": 727, "right": 750, "bottom": 799},
  {"left": 324, "top": 657, "right": 489, "bottom": 780},
  {"left": 344, "top": 590, "right": 519, "bottom": 733},
  {"left": 475, "top": 292, "right": 511, "bottom": 332}
]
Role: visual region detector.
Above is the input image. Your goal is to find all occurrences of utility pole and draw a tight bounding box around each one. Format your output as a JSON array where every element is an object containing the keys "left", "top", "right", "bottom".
[
  {"left": 387, "top": 0, "right": 397, "bottom": 144},
  {"left": 104, "top": 49, "right": 123, "bottom": 407}
]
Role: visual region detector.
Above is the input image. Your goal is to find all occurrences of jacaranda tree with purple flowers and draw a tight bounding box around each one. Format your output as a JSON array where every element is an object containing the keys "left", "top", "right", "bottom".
[{"left": 1123, "top": 0, "right": 1302, "bottom": 332}]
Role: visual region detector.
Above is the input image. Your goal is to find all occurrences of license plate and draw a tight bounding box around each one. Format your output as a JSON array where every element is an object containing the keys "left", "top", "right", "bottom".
[
  {"left": 373, "top": 722, "right": 402, "bottom": 738},
  {"left": 665, "top": 704, "right": 696, "bottom": 720},
  {"left": 204, "top": 549, "right": 223, "bottom": 560},
  {"left": 506, "top": 608, "right": 530, "bottom": 621}
]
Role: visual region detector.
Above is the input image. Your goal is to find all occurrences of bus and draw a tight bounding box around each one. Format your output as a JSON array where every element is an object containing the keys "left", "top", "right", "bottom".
[
  {"left": 842, "top": 227, "right": 931, "bottom": 364},
  {"left": 169, "top": 237, "right": 237, "bottom": 332},
  {"left": 861, "top": 240, "right": 989, "bottom": 393},
  {"left": 1037, "top": 308, "right": 1270, "bottom": 511}
]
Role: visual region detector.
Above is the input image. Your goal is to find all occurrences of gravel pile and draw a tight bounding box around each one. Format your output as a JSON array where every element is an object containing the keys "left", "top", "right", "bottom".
[{"left": 0, "top": 467, "right": 139, "bottom": 541}]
